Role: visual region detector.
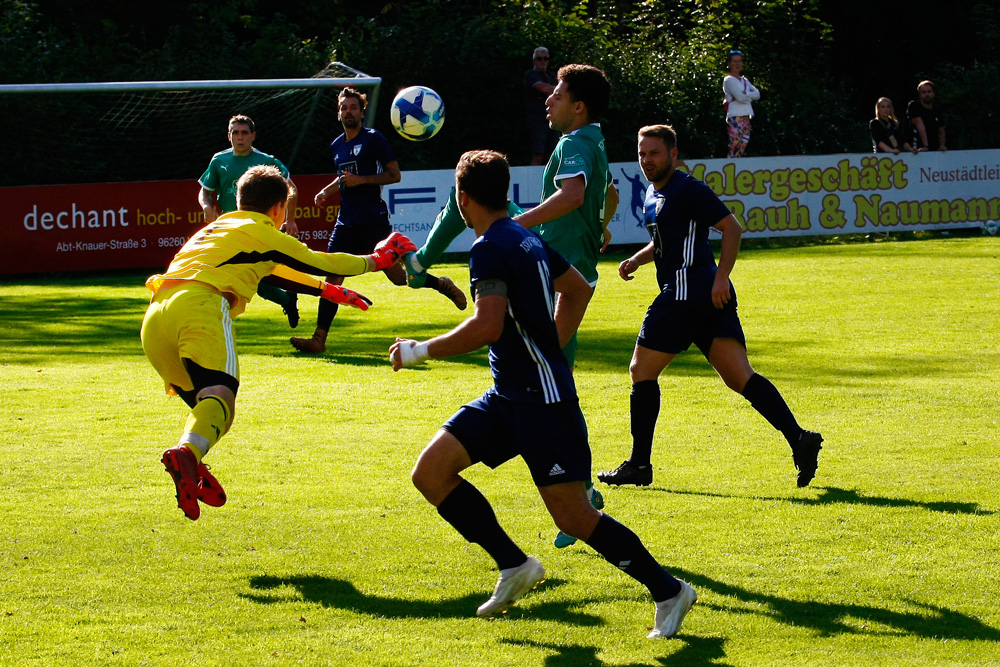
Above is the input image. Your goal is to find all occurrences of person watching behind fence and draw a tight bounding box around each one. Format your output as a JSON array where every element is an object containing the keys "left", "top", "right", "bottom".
[{"left": 869, "top": 97, "right": 917, "bottom": 155}]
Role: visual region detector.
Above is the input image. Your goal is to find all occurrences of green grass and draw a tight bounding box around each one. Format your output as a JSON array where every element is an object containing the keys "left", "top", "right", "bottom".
[{"left": 2, "top": 237, "right": 999, "bottom": 666}]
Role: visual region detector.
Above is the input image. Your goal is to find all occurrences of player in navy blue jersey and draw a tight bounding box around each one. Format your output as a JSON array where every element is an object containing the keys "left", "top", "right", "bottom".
[
  {"left": 598, "top": 124, "right": 823, "bottom": 489},
  {"left": 291, "top": 87, "right": 466, "bottom": 353},
  {"left": 390, "top": 149, "right": 697, "bottom": 639}
]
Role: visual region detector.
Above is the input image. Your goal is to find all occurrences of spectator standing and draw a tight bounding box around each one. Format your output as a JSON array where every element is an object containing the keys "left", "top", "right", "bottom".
[
  {"left": 869, "top": 97, "right": 917, "bottom": 155},
  {"left": 907, "top": 80, "right": 947, "bottom": 151},
  {"left": 523, "top": 47, "right": 560, "bottom": 166},
  {"left": 723, "top": 50, "right": 760, "bottom": 158}
]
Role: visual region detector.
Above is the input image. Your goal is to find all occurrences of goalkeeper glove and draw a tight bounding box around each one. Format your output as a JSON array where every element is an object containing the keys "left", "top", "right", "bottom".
[
  {"left": 368, "top": 232, "right": 417, "bottom": 271},
  {"left": 320, "top": 283, "right": 373, "bottom": 311}
]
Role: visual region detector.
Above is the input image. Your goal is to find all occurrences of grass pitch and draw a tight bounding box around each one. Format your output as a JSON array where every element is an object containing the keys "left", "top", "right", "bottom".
[{"left": 1, "top": 237, "right": 999, "bottom": 666}]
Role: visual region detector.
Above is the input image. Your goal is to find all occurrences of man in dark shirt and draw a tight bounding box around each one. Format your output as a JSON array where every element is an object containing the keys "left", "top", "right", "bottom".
[
  {"left": 391, "top": 149, "right": 697, "bottom": 639},
  {"left": 598, "top": 124, "right": 824, "bottom": 489},
  {"left": 292, "top": 87, "right": 465, "bottom": 354},
  {"left": 523, "top": 46, "right": 559, "bottom": 165},
  {"left": 907, "top": 80, "right": 947, "bottom": 152}
]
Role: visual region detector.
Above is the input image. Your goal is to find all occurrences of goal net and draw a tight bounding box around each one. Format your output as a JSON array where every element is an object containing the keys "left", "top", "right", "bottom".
[{"left": 0, "top": 62, "right": 380, "bottom": 187}]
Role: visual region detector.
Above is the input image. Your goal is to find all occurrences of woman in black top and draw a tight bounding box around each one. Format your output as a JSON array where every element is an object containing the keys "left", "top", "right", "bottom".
[{"left": 869, "top": 97, "right": 917, "bottom": 155}]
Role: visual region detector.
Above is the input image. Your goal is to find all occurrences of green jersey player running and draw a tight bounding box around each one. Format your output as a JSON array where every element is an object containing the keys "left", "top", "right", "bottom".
[{"left": 404, "top": 64, "right": 618, "bottom": 549}]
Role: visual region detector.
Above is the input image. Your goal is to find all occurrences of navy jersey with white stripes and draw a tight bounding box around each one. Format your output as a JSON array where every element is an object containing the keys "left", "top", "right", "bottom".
[
  {"left": 468, "top": 218, "right": 575, "bottom": 404},
  {"left": 643, "top": 171, "right": 732, "bottom": 299},
  {"left": 330, "top": 127, "right": 396, "bottom": 225}
]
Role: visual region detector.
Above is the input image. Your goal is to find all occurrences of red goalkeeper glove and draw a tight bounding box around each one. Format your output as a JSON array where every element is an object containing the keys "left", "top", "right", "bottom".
[
  {"left": 320, "top": 283, "right": 373, "bottom": 311},
  {"left": 368, "top": 232, "right": 417, "bottom": 271}
]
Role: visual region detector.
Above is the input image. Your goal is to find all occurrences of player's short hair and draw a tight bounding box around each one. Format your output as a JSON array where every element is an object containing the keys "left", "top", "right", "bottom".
[
  {"left": 228, "top": 114, "right": 255, "bottom": 133},
  {"left": 455, "top": 150, "right": 510, "bottom": 212},
  {"left": 557, "top": 64, "right": 611, "bottom": 121},
  {"left": 917, "top": 80, "right": 935, "bottom": 93},
  {"left": 638, "top": 124, "right": 678, "bottom": 151},
  {"left": 338, "top": 86, "right": 368, "bottom": 111},
  {"left": 533, "top": 46, "right": 549, "bottom": 59},
  {"left": 236, "top": 165, "right": 288, "bottom": 213}
]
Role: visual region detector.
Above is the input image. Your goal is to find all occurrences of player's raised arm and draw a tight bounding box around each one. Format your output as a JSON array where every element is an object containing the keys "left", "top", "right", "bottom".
[{"left": 514, "top": 174, "right": 585, "bottom": 229}]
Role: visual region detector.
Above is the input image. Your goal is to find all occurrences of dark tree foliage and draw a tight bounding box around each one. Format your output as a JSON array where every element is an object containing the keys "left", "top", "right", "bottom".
[{"left": 1, "top": 0, "right": 996, "bottom": 185}]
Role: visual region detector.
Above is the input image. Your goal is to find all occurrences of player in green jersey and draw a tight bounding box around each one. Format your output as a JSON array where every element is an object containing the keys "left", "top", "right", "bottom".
[{"left": 199, "top": 115, "right": 302, "bottom": 328}]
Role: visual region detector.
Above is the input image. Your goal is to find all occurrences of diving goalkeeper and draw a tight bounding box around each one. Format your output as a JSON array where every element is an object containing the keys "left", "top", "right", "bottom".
[{"left": 141, "top": 165, "right": 415, "bottom": 521}]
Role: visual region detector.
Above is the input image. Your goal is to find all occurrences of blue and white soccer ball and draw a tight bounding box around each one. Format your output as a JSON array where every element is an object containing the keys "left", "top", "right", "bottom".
[
  {"left": 984, "top": 220, "right": 1000, "bottom": 236},
  {"left": 390, "top": 86, "right": 445, "bottom": 141}
]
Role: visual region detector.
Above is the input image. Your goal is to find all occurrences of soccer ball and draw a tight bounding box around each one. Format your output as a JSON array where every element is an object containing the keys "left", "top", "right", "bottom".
[
  {"left": 390, "top": 86, "right": 445, "bottom": 141},
  {"left": 984, "top": 220, "right": 1000, "bottom": 236}
]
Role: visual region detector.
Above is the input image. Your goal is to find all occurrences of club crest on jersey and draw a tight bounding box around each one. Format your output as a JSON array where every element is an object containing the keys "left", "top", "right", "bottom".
[{"left": 352, "top": 145, "right": 362, "bottom": 156}]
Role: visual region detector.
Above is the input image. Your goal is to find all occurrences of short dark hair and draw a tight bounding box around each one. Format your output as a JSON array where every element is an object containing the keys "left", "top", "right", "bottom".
[
  {"left": 557, "top": 64, "right": 611, "bottom": 121},
  {"left": 228, "top": 114, "right": 255, "bottom": 133},
  {"left": 917, "top": 79, "right": 935, "bottom": 92},
  {"left": 455, "top": 150, "right": 510, "bottom": 212},
  {"left": 236, "top": 165, "right": 288, "bottom": 213},
  {"left": 638, "top": 124, "right": 678, "bottom": 151},
  {"left": 338, "top": 86, "right": 368, "bottom": 110}
]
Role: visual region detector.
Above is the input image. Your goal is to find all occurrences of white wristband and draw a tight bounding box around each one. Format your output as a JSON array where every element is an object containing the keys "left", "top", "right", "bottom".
[{"left": 398, "top": 340, "right": 430, "bottom": 367}]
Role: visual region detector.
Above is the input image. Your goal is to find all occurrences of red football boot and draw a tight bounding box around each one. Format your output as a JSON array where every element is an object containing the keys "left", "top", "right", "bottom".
[{"left": 161, "top": 445, "right": 201, "bottom": 520}]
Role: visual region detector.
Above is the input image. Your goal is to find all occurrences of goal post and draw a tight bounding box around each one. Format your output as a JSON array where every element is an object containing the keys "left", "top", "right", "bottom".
[{"left": 0, "top": 62, "right": 381, "bottom": 187}]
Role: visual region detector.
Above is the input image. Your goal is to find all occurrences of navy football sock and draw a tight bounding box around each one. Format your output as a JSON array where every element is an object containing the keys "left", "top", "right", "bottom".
[
  {"left": 436, "top": 480, "right": 527, "bottom": 570},
  {"left": 317, "top": 298, "right": 339, "bottom": 331},
  {"left": 629, "top": 380, "right": 660, "bottom": 467},
  {"left": 741, "top": 373, "right": 802, "bottom": 446},
  {"left": 584, "top": 514, "right": 681, "bottom": 602}
]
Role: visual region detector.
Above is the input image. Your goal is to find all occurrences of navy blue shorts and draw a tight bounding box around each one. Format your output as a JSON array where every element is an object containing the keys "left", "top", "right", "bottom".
[
  {"left": 326, "top": 220, "right": 392, "bottom": 255},
  {"left": 637, "top": 281, "right": 746, "bottom": 357},
  {"left": 442, "top": 390, "right": 592, "bottom": 487}
]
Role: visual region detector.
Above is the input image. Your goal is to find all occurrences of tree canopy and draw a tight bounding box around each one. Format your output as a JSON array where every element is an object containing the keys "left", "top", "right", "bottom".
[{"left": 2, "top": 0, "right": 996, "bottom": 174}]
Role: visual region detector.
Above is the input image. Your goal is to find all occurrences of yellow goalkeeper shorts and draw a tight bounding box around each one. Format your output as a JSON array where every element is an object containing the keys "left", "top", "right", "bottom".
[{"left": 141, "top": 282, "right": 239, "bottom": 396}]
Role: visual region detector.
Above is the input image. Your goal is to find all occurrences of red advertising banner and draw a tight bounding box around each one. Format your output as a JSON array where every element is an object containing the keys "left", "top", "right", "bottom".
[{"left": 0, "top": 175, "right": 341, "bottom": 276}]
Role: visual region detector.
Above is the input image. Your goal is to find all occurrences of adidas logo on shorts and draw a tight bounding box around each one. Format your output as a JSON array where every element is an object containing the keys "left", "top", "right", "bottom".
[{"left": 549, "top": 463, "right": 566, "bottom": 477}]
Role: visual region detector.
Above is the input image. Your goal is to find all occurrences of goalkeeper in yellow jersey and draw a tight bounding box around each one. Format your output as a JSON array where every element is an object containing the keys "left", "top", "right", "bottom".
[{"left": 141, "top": 165, "right": 416, "bottom": 520}]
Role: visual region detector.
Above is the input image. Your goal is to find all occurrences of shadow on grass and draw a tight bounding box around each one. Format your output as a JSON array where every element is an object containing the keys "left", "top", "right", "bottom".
[
  {"left": 664, "top": 485, "right": 993, "bottom": 516},
  {"left": 671, "top": 566, "right": 1000, "bottom": 642},
  {"left": 242, "top": 574, "right": 602, "bottom": 626},
  {"left": 0, "top": 292, "right": 149, "bottom": 363},
  {"left": 501, "top": 636, "right": 735, "bottom": 667}
]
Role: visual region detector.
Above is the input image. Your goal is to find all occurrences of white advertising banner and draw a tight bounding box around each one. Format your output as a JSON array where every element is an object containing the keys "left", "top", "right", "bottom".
[{"left": 385, "top": 149, "right": 1000, "bottom": 251}]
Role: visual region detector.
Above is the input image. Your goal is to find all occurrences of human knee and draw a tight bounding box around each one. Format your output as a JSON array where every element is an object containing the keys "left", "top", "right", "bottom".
[{"left": 411, "top": 432, "right": 469, "bottom": 497}]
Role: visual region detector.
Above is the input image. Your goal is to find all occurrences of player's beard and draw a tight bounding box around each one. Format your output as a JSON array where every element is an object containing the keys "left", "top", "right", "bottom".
[{"left": 643, "top": 161, "right": 672, "bottom": 184}]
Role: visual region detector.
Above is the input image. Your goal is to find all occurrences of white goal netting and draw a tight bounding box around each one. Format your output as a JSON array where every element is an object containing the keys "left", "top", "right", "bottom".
[{"left": 0, "top": 62, "right": 379, "bottom": 187}]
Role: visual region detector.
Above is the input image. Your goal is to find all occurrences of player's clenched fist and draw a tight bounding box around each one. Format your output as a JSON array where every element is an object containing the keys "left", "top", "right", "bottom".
[{"left": 389, "top": 337, "right": 430, "bottom": 371}]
